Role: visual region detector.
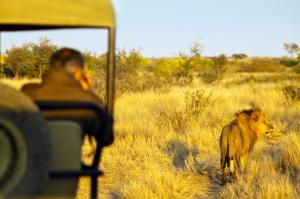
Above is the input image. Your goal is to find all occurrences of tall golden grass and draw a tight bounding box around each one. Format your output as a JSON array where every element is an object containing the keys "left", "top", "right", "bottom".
[
  {"left": 2, "top": 72, "right": 300, "bottom": 198},
  {"left": 93, "top": 72, "right": 300, "bottom": 199}
]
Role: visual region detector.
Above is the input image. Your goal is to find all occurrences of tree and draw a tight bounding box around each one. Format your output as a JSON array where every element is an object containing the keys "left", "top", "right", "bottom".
[
  {"left": 3, "top": 38, "right": 57, "bottom": 78},
  {"left": 175, "top": 42, "right": 210, "bottom": 85},
  {"left": 83, "top": 51, "right": 102, "bottom": 72},
  {"left": 5, "top": 45, "right": 34, "bottom": 78},
  {"left": 232, "top": 53, "right": 247, "bottom": 59},
  {"left": 125, "top": 48, "right": 149, "bottom": 72},
  {"left": 30, "top": 38, "right": 57, "bottom": 78},
  {"left": 202, "top": 54, "right": 228, "bottom": 83},
  {"left": 81, "top": 52, "right": 106, "bottom": 97},
  {"left": 115, "top": 48, "right": 148, "bottom": 78},
  {"left": 114, "top": 48, "right": 150, "bottom": 93},
  {"left": 211, "top": 54, "right": 228, "bottom": 73},
  {"left": 284, "top": 43, "right": 300, "bottom": 58},
  {"left": 153, "top": 58, "right": 180, "bottom": 78},
  {"left": 190, "top": 41, "right": 203, "bottom": 57}
]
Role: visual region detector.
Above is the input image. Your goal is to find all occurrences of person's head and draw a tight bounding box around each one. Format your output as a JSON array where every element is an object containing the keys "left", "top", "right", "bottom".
[{"left": 50, "top": 48, "right": 84, "bottom": 75}]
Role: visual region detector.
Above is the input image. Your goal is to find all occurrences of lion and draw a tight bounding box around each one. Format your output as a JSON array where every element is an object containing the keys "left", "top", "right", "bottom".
[{"left": 220, "top": 108, "right": 274, "bottom": 182}]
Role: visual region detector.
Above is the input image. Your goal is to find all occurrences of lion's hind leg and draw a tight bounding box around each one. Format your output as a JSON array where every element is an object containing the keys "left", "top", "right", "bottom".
[
  {"left": 229, "top": 157, "right": 238, "bottom": 181},
  {"left": 221, "top": 155, "right": 229, "bottom": 183},
  {"left": 239, "top": 154, "right": 249, "bottom": 173}
]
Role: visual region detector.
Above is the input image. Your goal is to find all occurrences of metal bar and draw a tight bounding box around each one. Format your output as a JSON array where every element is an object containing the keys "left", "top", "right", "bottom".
[
  {"left": 0, "top": 31, "right": 2, "bottom": 69},
  {"left": 36, "top": 101, "right": 103, "bottom": 112},
  {"left": 91, "top": 176, "right": 98, "bottom": 199},
  {"left": 0, "top": 25, "right": 112, "bottom": 31},
  {"left": 106, "top": 27, "right": 116, "bottom": 116}
]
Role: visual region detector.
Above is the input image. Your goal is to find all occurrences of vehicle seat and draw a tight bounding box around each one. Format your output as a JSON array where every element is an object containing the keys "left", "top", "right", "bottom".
[
  {"left": 40, "top": 120, "right": 83, "bottom": 198},
  {"left": 35, "top": 101, "right": 105, "bottom": 199}
]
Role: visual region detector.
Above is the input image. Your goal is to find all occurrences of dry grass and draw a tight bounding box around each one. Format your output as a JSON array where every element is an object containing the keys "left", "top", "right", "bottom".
[
  {"left": 1, "top": 73, "right": 299, "bottom": 198},
  {"left": 90, "top": 72, "right": 300, "bottom": 199}
]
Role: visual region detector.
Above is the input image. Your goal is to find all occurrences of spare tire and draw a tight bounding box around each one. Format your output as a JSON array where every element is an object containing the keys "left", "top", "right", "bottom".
[{"left": 0, "top": 83, "right": 51, "bottom": 197}]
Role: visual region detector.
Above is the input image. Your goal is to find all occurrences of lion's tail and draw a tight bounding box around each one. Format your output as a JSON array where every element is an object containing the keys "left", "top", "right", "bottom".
[{"left": 220, "top": 127, "right": 230, "bottom": 169}]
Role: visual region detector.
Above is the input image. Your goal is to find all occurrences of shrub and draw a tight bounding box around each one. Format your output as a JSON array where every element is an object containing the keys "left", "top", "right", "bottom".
[
  {"left": 154, "top": 89, "right": 212, "bottom": 133},
  {"left": 293, "top": 62, "right": 300, "bottom": 74},
  {"left": 238, "top": 58, "right": 285, "bottom": 72},
  {"left": 232, "top": 53, "right": 247, "bottom": 59},
  {"left": 201, "top": 72, "right": 220, "bottom": 84},
  {"left": 115, "top": 72, "right": 172, "bottom": 96},
  {"left": 154, "top": 100, "right": 187, "bottom": 134},
  {"left": 279, "top": 57, "right": 299, "bottom": 67},
  {"left": 201, "top": 55, "right": 227, "bottom": 83},
  {"left": 152, "top": 58, "right": 181, "bottom": 78},
  {"left": 282, "top": 85, "right": 300, "bottom": 101},
  {"left": 184, "top": 89, "right": 211, "bottom": 120}
]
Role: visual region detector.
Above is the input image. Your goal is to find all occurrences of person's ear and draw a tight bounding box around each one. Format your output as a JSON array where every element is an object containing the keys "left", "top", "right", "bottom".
[
  {"left": 74, "top": 69, "right": 91, "bottom": 91},
  {"left": 74, "top": 68, "right": 82, "bottom": 79}
]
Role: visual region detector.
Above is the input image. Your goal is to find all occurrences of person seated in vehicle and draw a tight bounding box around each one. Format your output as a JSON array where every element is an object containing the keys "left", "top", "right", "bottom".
[{"left": 21, "top": 48, "right": 114, "bottom": 148}]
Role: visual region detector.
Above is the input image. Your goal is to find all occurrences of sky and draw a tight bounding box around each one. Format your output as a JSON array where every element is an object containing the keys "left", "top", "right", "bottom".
[{"left": 1, "top": 0, "right": 299, "bottom": 57}]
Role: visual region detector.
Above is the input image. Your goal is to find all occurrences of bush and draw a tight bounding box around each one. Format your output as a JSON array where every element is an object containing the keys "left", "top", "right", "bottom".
[
  {"left": 232, "top": 53, "right": 247, "bottom": 59},
  {"left": 152, "top": 58, "right": 181, "bottom": 78},
  {"left": 293, "top": 62, "right": 300, "bottom": 74},
  {"left": 279, "top": 57, "right": 299, "bottom": 67},
  {"left": 184, "top": 89, "right": 211, "bottom": 120},
  {"left": 237, "top": 58, "right": 285, "bottom": 72},
  {"left": 154, "top": 100, "right": 187, "bottom": 134},
  {"left": 201, "top": 72, "right": 220, "bottom": 84},
  {"left": 115, "top": 72, "right": 172, "bottom": 96},
  {"left": 155, "top": 89, "right": 212, "bottom": 133},
  {"left": 201, "top": 55, "right": 227, "bottom": 84},
  {"left": 283, "top": 85, "right": 300, "bottom": 101}
]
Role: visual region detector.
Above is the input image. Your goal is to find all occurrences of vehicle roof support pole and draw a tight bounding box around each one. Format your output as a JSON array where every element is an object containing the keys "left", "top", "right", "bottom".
[{"left": 106, "top": 27, "right": 116, "bottom": 116}]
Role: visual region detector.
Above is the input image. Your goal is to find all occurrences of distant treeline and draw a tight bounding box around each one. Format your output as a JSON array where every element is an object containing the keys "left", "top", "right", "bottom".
[{"left": 0, "top": 38, "right": 300, "bottom": 93}]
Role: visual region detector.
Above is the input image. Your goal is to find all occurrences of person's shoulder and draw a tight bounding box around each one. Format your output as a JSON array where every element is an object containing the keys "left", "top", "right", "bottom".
[
  {"left": 21, "top": 83, "right": 40, "bottom": 93},
  {"left": 81, "top": 89, "right": 104, "bottom": 106}
]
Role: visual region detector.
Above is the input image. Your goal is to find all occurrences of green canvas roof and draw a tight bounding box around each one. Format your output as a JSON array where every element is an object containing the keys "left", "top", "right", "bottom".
[{"left": 0, "top": 0, "right": 115, "bottom": 31}]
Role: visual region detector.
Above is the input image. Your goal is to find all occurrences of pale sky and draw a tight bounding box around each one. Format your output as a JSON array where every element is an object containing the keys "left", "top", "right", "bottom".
[{"left": 1, "top": 0, "right": 299, "bottom": 57}]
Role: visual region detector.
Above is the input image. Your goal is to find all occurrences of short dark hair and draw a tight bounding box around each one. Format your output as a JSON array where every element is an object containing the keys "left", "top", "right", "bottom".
[{"left": 50, "top": 48, "right": 84, "bottom": 68}]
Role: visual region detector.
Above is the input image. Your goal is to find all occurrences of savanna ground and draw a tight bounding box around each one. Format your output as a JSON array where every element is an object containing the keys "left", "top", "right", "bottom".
[{"left": 2, "top": 72, "right": 300, "bottom": 199}]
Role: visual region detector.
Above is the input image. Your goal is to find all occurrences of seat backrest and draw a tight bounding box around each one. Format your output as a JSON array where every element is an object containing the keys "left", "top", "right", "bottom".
[
  {"left": 40, "top": 120, "right": 82, "bottom": 198},
  {"left": 35, "top": 101, "right": 108, "bottom": 199}
]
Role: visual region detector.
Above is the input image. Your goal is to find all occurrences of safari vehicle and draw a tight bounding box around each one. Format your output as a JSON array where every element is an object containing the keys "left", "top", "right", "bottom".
[{"left": 0, "top": 0, "right": 116, "bottom": 198}]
